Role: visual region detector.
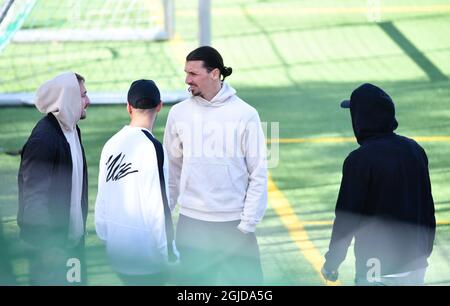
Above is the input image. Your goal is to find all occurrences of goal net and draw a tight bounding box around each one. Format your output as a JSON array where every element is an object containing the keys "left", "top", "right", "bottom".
[{"left": 0, "top": 0, "right": 191, "bottom": 105}]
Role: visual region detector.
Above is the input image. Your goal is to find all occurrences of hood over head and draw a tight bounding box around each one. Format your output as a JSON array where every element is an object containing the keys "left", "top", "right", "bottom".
[
  {"left": 341, "top": 83, "right": 398, "bottom": 145},
  {"left": 34, "top": 72, "right": 83, "bottom": 131}
]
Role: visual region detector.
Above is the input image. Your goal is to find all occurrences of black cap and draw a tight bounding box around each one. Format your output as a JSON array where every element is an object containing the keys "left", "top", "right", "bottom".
[
  {"left": 340, "top": 99, "right": 351, "bottom": 108},
  {"left": 127, "top": 79, "right": 161, "bottom": 109}
]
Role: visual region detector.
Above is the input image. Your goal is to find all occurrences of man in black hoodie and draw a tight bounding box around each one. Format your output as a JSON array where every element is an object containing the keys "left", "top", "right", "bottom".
[
  {"left": 18, "top": 72, "right": 90, "bottom": 285},
  {"left": 322, "top": 83, "right": 436, "bottom": 285}
]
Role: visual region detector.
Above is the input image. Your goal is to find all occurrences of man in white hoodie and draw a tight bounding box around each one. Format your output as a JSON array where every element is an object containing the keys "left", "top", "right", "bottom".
[
  {"left": 95, "top": 80, "right": 177, "bottom": 285},
  {"left": 164, "top": 46, "right": 268, "bottom": 285},
  {"left": 18, "top": 72, "right": 90, "bottom": 285}
]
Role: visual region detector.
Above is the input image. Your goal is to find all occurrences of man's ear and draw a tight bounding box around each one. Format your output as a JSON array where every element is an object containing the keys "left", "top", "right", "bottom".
[
  {"left": 156, "top": 101, "right": 163, "bottom": 113},
  {"left": 211, "top": 68, "right": 221, "bottom": 81},
  {"left": 127, "top": 103, "right": 132, "bottom": 115}
]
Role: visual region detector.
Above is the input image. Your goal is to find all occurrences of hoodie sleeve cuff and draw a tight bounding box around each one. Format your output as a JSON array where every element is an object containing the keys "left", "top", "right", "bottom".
[{"left": 238, "top": 221, "right": 256, "bottom": 233}]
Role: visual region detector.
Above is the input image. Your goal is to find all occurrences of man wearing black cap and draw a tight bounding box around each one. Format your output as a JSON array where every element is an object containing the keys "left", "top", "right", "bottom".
[
  {"left": 164, "top": 46, "right": 267, "bottom": 285},
  {"left": 321, "top": 83, "right": 436, "bottom": 285},
  {"left": 95, "top": 79, "right": 177, "bottom": 285}
]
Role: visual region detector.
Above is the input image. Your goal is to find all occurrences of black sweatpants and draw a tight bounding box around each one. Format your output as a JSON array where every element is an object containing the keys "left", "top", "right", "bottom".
[{"left": 175, "top": 214, "right": 263, "bottom": 285}]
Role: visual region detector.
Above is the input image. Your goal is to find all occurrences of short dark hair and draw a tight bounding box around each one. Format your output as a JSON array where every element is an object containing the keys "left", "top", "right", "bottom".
[
  {"left": 186, "top": 46, "right": 232, "bottom": 80},
  {"left": 127, "top": 79, "right": 161, "bottom": 110},
  {"left": 75, "top": 73, "right": 85, "bottom": 83}
]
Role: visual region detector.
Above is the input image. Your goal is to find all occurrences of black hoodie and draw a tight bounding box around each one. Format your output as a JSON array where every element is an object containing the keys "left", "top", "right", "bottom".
[{"left": 324, "top": 83, "right": 436, "bottom": 278}]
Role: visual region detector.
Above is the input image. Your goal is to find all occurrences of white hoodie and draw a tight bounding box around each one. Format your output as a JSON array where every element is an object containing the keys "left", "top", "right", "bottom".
[
  {"left": 34, "top": 72, "right": 85, "bottom": 246},
  {"left": 95, "top": 126, "right": 170, "bottom": 275},
  {"left": 163, "top": 82, "right": 268, "bottom": 233}
]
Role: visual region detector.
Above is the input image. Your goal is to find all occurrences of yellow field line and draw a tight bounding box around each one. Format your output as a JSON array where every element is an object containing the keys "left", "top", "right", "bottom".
[
  {"left": 238, "top": 5, "right": 450, "bottom": 16},
  {"left": 148, "top": 0, "right": 165, "bottom": 29},
  {"left": 267, "top": 136, "right": 450, "bottom": 144},
  {"left": 4, "top": 216, "right": 447, "bottom": 226},
  {"left": 413, "top": 136, "right": 450, "bottom": 142},
  {"left": 268, "top": 173, "right": 449, "bottom": 285},
  {"left": 267, "top": 137, "right": 355, "bottom": 144},
  {"left": 301, "top": 220, "right": 450, "bottom": 226},
  {"left": 268, "top": 174, "right": 341, "bottom": 286},
  {"left": 169, "top": 33, "right": 189, "bottom": 66},
  {"left": 177, "top": 5, "right": 450, "bottom": 17}
]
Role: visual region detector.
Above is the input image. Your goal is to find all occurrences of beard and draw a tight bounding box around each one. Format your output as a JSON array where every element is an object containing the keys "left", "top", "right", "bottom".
[
  {"left": 189, "top": 85, "right": 202, "bottom": 97},
  {"left": 80, "top": 109, "right": 87, "bottom": 120}
]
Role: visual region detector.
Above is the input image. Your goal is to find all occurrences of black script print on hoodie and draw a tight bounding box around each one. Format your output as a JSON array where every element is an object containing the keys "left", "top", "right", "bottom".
[{"left": 106, "top": 153, "right": 138, "bottom": 182}]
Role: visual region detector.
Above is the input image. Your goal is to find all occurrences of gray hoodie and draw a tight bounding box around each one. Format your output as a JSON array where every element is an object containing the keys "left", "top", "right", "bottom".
[
  {"left": 35, "top": 72, "right": 83, "bottom": 132},
  {"left": 164, "top": 82, "right": 268, "bottom": 233},
  {"left": 35, "top": 72, "right": 85, "bottom": 245}
]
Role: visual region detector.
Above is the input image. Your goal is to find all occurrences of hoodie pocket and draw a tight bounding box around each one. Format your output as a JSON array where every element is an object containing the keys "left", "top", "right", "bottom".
[{"left": 182, "top": 161, "right": 246, "bottom": 210}]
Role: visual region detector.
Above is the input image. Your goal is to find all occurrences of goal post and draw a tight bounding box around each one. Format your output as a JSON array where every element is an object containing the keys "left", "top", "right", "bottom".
[{"left": 0, "top": 0, "right": 213, "bottom": 106}]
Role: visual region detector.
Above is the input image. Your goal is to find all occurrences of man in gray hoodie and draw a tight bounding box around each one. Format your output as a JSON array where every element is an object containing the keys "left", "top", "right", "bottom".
[
  {"left": 18, "top": 72, "right": 90, "bottom": 285},
  {"left": 164, "top": 46, "right": 268, "bottom": 285}
]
